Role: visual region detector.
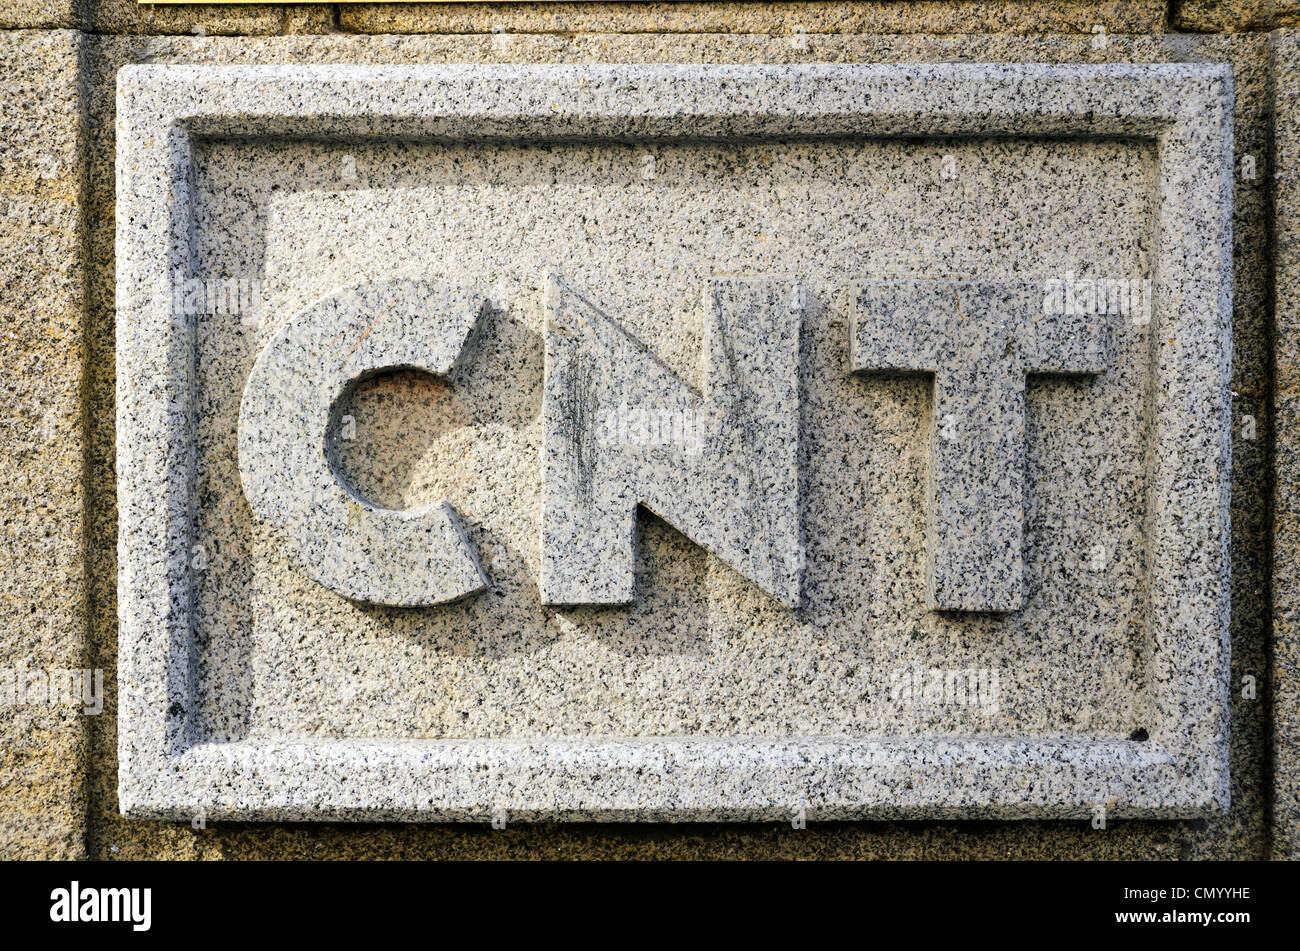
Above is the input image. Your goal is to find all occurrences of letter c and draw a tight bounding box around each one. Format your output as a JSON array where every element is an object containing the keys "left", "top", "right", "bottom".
[{"left": 238, "top": 276, "right": 489, "bottom": 606}]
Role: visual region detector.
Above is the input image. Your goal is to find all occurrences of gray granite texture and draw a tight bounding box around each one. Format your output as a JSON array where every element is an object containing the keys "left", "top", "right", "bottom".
[
  {"left": 853, "top": 281, "right": 1110, "bottom": 612},
  {"left": 238, "top": 276, "right": 491, "bottom": 607},
  {"left": 0, "top": 29, "right": 90, "bottom": 859},
  {"left": 71, "top": 31, "right": 1270, "bottom": 857},
  {"left": 541, "top": 274, "right": 802, "bottom": 608},
  {"left": 114, "top": 60, "right": 1232, "bottom": 821}
]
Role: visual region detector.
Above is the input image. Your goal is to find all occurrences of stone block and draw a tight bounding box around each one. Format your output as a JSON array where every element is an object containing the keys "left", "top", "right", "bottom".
[
  {"left": 114, "top": 62, "right": 1234, "bottom": 821},
  {"left": 0, "top": 29, "right": 90, "bottom": 859}
]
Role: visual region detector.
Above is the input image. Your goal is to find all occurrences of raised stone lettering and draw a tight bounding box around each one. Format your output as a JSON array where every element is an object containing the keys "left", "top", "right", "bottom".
[
  {"left": 540, "top": 273, "right": 803, "bottom": 608},
  {"left": 852, "top": 281, "right": 1109, "bottom": 612},
  {"left": 237, "top": 276, "right": 490, "bottom": 607}
]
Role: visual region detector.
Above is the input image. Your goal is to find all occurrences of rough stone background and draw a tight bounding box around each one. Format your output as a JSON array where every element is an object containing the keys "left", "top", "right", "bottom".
[
  {"left": 1271, "top": 28, "right": 1300, "bottom": 863},
  {"left": 0, "top": 0, "right": 1295, "bottom": 859},
  {"left": 0, "top": 28, "right": 89, "bottom": 861}
]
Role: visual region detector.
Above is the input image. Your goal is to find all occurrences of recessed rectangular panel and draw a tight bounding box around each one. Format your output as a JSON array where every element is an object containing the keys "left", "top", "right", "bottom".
[{"left": 116, "top": 64, "right": 1233, "bottom": 821}]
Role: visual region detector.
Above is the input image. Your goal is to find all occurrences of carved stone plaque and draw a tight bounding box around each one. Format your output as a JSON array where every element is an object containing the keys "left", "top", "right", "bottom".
[{"left": 116, "top": 63, "right": 1233, "bottom": 821}]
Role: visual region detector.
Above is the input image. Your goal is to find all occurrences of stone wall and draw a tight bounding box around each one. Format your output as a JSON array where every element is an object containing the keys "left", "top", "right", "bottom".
[{"left": 1, "top": 0, "right": 1297, "bottom": 859}]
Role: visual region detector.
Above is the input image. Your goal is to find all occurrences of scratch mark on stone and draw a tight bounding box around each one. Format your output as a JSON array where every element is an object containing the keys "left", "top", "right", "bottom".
[{"left": 345, "top": 296, "right": 398, "bottom": 362}]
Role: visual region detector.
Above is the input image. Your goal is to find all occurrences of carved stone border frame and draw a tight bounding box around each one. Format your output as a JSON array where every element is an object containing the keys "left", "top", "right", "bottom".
[{"left": 116, "top": 63, "right": 1233, "bottom": 821}]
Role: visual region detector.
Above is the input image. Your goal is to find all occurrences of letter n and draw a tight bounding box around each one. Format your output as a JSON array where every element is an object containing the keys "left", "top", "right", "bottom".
[{"left": 540, "top": 274, "right": 802, "bottom": 608}]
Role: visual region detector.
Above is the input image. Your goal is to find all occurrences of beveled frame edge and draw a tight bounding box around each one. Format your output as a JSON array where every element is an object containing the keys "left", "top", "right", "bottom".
[{"left": 114, "top": 63, "right": 1233, "bottom": 821}]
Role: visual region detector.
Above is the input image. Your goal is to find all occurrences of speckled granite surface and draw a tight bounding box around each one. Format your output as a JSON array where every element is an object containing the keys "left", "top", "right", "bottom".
[
  {"left": 77, "top": 29, "right": 1273, "bottom": 857},
  {"left": 334, "top": 1, "right": 1169, "bottom": 37},
  {"left": 0, "top": 0, "right": 84, "bottom": 30},
  {"left": 42, "top": 2, "right": 1172, "bottom": 38},
  {"left": 1174, "top": 1, "right": 1300, "bottom": 33},
  {"left": 0, "top": 26, "right": 1272, "bottom": 857},
  {"left": 1270, "top": 29, "right": 1300, "bottom": 862},
  {"left": 540, "top": 274, "right": 803, "bottom": 608},
  {"left": 238, "top": 276, "right": 492, "bottom": 606},
  {"left": 0, "top": 29, "right": 90, "bottom": 859},
  {"left": 852, "top": 282, "right": 1112, "bottom": 612},
  {"left": 113, "top": 58, "right": 1232, "bottom": 821},
  {"left": 86, "top": 2, "right": 331, "bottom": 36}
]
